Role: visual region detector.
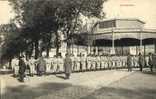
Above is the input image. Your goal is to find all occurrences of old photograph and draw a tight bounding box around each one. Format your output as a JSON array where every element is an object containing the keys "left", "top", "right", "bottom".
[{"left": 0, "top": 0, "right": 156, "bottom": 99}]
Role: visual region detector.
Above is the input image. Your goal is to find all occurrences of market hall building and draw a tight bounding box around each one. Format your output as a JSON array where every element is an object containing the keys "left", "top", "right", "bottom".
[{"left": 86, "top": 18, "right": 156, "bottom": 55}]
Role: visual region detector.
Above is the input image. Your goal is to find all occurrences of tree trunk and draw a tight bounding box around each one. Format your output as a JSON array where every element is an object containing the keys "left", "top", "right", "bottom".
[
  {"left": 56, "top": 45, "right": 59, "bottom": 57},
  {"left": 34, "top": 40, "right": 39, "bottom": 59},
  {"left": 46, "top": 33, "right": 52, "bottom": 58},
  {"left": 28, "top": 43, "right": 34, "bottom": 59},
  {"left": 66, "top": 40, "right": 72, "bottom": 54},
  {"left": 55, "top": 32, "right": 60, "bottom": 57},
  {"left": 8, "top": 58, "right": 12, "bottom": 69},
  {"left": 46, "top": 47, "right": 50, "bottom": 57}
]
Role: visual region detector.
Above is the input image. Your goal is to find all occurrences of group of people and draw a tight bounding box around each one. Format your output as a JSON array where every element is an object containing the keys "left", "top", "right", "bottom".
[
  {"left": 127, "top": 53, "right": 156, "bottom": 72},
  {"left": 12, "top": 53, "right": 72, "bottom": 82},
  {"left": 11, "top": 52, "right": 155, "bottom": 82},
  {"left": 14, "top": 56, "right": 47, "bottom": 82}
]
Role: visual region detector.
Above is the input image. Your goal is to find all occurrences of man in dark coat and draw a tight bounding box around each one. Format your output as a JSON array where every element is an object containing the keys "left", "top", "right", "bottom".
[
  {"left": 138, "top": 53, "right": 145, "bottom": 72},
  {"left": 127, "top": 54, "right": 132, "bottom": 72},
  {"left": 18, "top": 56, "right": 27, "bottom": 82},
  {"left": 64, "top": 53, "right": 72, "bottom": 79},
  {"left": 36, "top": 56, "right": 46, "bottom": 76},
  {"left": 148, "top": 53, "right": 153, "bottom": 72}
]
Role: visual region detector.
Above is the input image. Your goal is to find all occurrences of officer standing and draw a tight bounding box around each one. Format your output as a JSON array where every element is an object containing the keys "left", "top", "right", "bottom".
[
  {"left": 148, "top": 53, "right": 154, "bottom": 72},
  {"left": 138, "top": 53, "right": 145, "bottom": 72},
  {"left": 127, "top": 53, "right": 132, "bottom": 72},
  {"left": 64, "top": 53, "right": 72, "bottom": 79},
  {"left": 36, "top": 56, "right": 46, "bottom": 76},
  {"left": 18, "top": 56, "right": 27, "bottom": 82}
]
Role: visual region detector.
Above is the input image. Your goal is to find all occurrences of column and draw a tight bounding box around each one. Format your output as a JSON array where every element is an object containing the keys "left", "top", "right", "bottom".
[
  {"left": 139, "top": 29, "right": 143, "bottom": 54},
  {"left": 136, "top": 46, "right": 138, "bottom": 55},
  {"left": 111, "top": 28, "right": 115, "bottom": 55},
  {"left": 154, "top": 39, "right": 156, "bottom": 53},
  {"left": 144, "top": 45, "right": 146, "bottom": 55}
]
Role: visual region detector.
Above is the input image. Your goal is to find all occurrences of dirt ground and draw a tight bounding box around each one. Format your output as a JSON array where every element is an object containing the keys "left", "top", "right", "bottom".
[{"left": 1, "top": 68, "right": 156, "bottom": 99}]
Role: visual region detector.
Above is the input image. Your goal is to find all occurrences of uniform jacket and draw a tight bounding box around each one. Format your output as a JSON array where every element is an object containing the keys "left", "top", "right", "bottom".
[
  {"left": 36, "top": 58, "right": 46, "bottom": 72},
  {"left": 18, "top": 59, "right": 26, "bottom": 74},
  {"left": 152, "top": 54, "right": 156, "bottom": 66},
  {"left": 127, "top": 55, "right": 132, "bottom": 67},
  {"left": 64, "top": 56, "right": 72, "bottom": 74},
  {"left": 138, "top": 55, "right": 145, "bottom": 66},
  {"left": 148, "top": 55, "right": 153, "bottom": 66}
]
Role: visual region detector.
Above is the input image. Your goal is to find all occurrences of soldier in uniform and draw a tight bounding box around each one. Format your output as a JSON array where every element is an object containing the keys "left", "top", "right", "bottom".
[
  {"left": 96, "top": 55, "right": 101, "bottom": 70},
  {"left": 36, "top": 56, "right": 46, "bottom": 76},
  {"left": 45, "top": 57, "right": 52, "bottom": 74},
  {"left": 108, "top": 55, "right": 112, "bottom": 70},
  {"left": 70, "top": 54, "right": 75, "bottom": 72},
  {"left": 85, "top": 55, "right": 88, "bottom": 71},
  {"left": 152, "top": 53, "right": 156, "bottom": 71},
  {"left": 52, "top": 56, "right": 57, "bottom": 73},
  {"left": 58, "top": 54, "right": 64, "bottom": 73},
  {"left": 79, "top": 53, "right": 83, "bottom": 72},
  {"left": 50, "top": 57, "right": 55, "bottom": 73},
  {"left": 118, "top": 55, "right": 123, "bottom": 68},
  {"left": 12, "top": 57, "right": 19, "bottom": 77},
  {"left": 80, "top": 53, "right": 85, "bottom": 72},
  {"left": 64, "top": 53, "right": 72, "bottom": 79},
  {"left": 76, "top": 54, "right": 81, "bottom": 72},
  {"left": 148, "top": 53, "right": 153, "bottom": 72},
  {"left": 101, "top": 55, "right": 107, "bottom": 69},
  {"left": 86, "top": 55, "right": 91, "bottom": 71},
  {"left": 55, "top": 55, "right": 62, "bottom": 73},
  {"left": 72, "top": 54, "right": 77, "bottom": 71},
  {"left": 112, "top": 55, "right": 117, "bottom": 69},
  {"left": 91, "top": 55, "right": 96, "bottom": 71},
  {"left": 18, "top": 56, "right": 27, "bottom": 82},
  {"left": 105, "top": 55, "right": 109, "bottom": 69},
  {"left": 133, "top": 55, "right": 139, "bottom": 67},
  {"left": 89, "top": 55, "right": 94, "bottom": 70},
  {"left": 27, "top": 57, "right": 36, "bottom": 76},
  {"left": 138, "top": 53, "right": 145, "bottom": 72},
  {"left": 127, "top": 54, "right": 132, "bottom": 72}
]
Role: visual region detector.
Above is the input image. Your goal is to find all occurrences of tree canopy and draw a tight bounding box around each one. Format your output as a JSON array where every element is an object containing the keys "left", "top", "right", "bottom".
[{"left": 2, "top": 0, "right": 107, "bottom": 59}]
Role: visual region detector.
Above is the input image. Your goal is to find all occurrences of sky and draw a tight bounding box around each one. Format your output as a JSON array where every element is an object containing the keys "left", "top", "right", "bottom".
[
  {"left": 0, "top": 1, "right": 14, "bottom": 25},
  {"left": 0, "top": 0, "right": 156, "bottom": 29},
  {"left": 103, "top": 0, "right": 156, "bottom": 29}
]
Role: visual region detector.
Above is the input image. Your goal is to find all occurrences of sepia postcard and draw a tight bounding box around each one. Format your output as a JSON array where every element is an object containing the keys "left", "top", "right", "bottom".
[{"left": 0, "top": 0, "right": 156, "bottom": 99}]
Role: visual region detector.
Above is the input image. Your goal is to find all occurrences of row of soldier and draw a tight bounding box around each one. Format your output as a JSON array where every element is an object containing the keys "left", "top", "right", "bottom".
[{"left": 11, "top": 53, "right": 155, "bottom": 82}]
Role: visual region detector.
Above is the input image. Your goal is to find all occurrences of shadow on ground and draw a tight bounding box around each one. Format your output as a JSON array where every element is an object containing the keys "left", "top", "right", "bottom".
[
  {"left": 142, "top": 70, "right": 156, "bottom": 76},
  {"left": 55, "top": 75, "right": 67, "bottom": 80},
  {"left": 2, "top": 82, "right": 156, "bottom": 99},
  {"left": 2, "top": 82, "right": 93, "bottom": 99},
  {"left": 81, "top": 87, "right": 156, "bottom": 99},
  {"left": 2, "top": 83, "right": 71, "bottom": 99}
]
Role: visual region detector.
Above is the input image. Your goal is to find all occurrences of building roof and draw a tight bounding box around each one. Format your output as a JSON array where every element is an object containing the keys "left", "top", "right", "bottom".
[
  {"left": 99, "top": 18, "right": 145, "bottom": 24},
  {"left": 92, "top": 18, "right": 145, "bottom": 30}
]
